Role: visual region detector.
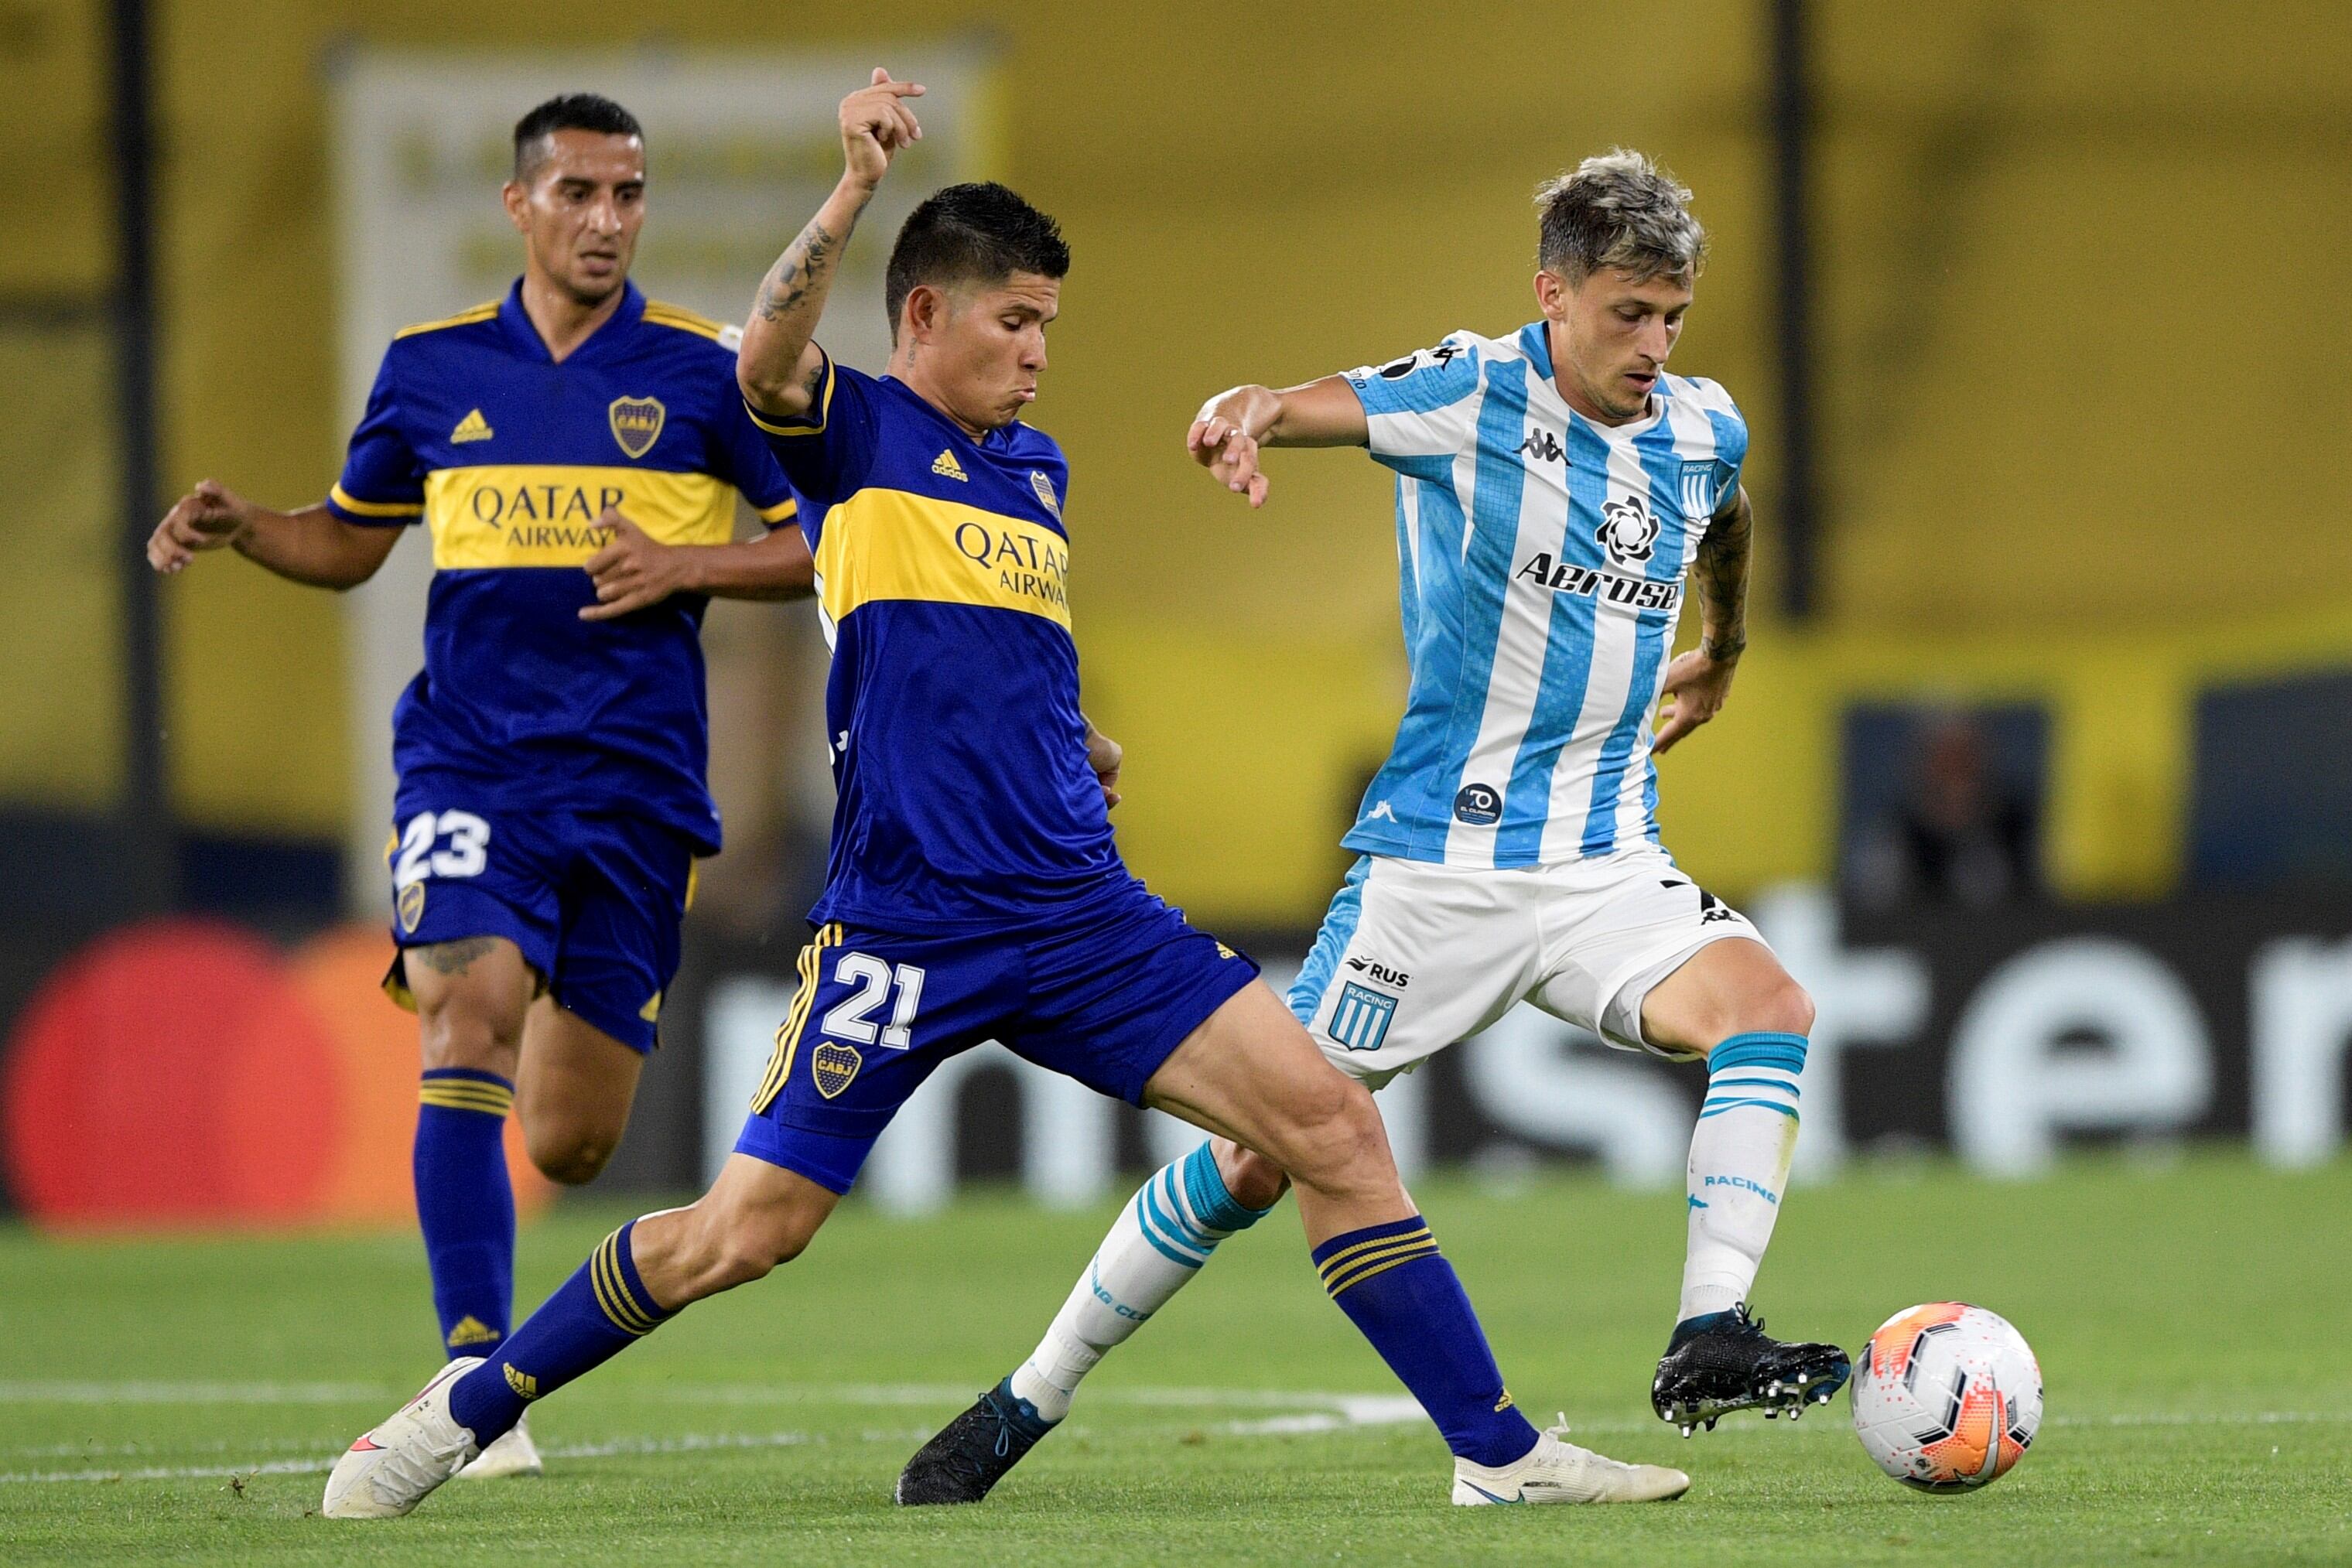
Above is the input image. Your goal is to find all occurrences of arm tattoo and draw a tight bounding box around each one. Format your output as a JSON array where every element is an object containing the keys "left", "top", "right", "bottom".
[
  {"left": 752, "top": 215, "right": 846, "bottom": 324},
  {"left": 1695, "top": 491, "right": 1751, "bottom": 662},
  {"left": 412, "top": 936, "right": 497, "bottom": 976}
]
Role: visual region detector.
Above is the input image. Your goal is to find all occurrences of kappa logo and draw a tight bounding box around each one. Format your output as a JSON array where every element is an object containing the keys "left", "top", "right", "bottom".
[
  {"left": 1030, "top": 470, "right": 1061, "bottom": 518},
  {"left": 1596, "top": 494, "right": 1660, "bottom": 566},
  {"left": 607, "top": 395, "right": 666, "bottom": 459},
  {"left": 1517, "top": 427, "right": 1563, "bottom": 463},
  {"left": 1366, "top": 801, "right": 1398, "bottom": 823},
  {"left": 1345, "top": 957, "right": 1412, "bottom": 989},
  {"left": 1698, "top": 888, "right": 1739, "bottom": 924},
  {"left": 450, "top": 408, "right": 494, "bottom": 444},
  {"left": 397, "top": 880, "right": 426, "bottom": 934},
  {"left": 932, "top": 449, "right": 968, "bottom": 481},
  {"left": 811, "top": 1040, "right": 862, "bottom": 1099}
]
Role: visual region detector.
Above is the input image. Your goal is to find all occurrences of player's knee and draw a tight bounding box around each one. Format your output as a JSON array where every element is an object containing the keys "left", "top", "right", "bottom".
[
  {"left": 524, "top": 1121, "right": 619, "bottom": 1187},
  {"left": 1215, "top": 1139, "right": 1290, "bottom": 1211},
  {"left": 1745, "top": 975, "right": 1815, "bottom": 1040},
  {"left": 415, "top": 988, "right": 524, "bottom": 1073},
  {"left": 1270, "top": 1074, "right": 1390, "bottom": 1189}
]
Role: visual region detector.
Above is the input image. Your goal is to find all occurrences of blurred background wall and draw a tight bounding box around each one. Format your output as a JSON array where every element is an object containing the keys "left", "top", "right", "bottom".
[{"left": 4, "top": 0, "right": 2349, "bottom": 1222}]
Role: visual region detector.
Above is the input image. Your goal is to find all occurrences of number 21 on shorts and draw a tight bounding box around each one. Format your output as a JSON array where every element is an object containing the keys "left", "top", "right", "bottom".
[{"left": 822, "top": 953, "right": 925, "bottom": 1050}]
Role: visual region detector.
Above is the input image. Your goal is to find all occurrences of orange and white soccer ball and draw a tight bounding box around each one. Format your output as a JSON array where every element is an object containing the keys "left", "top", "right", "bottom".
[{"left": 1850, "top": 1303, "right": 2041, "bottom": 1492}]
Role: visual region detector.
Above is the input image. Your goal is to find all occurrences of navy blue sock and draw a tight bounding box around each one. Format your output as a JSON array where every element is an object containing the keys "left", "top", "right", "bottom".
[
  {"left": 1312, "top": 1215, "right": 1540, "bottom": 1467},
  {"left": 414, "top": 1068, "right": 516, "bottom": 1358},
  {"left": 449, "top": 1221, "right": 673, "bottom": 1442}
]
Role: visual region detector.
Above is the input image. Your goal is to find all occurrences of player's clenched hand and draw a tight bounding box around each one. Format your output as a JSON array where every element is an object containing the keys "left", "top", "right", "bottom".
[
  {"left": 148, "top": 479, "right": 255, "bottom": 573},
  {"left": 1187, "top": 386, "right": 1279, "bottom": 508},
  {"left": 580, "top": 510, "right": 692, "bottom": 620},
  {"left": 1085, "top": 720, "right": 1123, "bottom": 811},
  {"left": 839, "top": 67, "right": 925, "bottom": 190},
  {"left": 1653, "top": 648, "right": 1738, "bottom": 754}
]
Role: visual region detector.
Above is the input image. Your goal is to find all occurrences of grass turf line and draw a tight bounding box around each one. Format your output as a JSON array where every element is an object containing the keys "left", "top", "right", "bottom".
[{"left": 2, "top": 1151, "right": 2348, "bottom": 1565}]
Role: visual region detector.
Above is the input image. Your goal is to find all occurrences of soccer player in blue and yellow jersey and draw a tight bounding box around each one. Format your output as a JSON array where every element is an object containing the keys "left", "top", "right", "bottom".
[
  {"left": 148, "top": 94, "right": 808, "bottom": 1481},
  {"left": 323, "top": 70, "right": 1689, "bottom": 1518}
]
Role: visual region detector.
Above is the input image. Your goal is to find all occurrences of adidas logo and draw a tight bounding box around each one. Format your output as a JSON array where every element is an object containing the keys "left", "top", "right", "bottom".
[
  {"left": 450, "top": 408, "right": 494, "bottom": 444},
  {"left": 445, "top": 1315, "right": 501, "bottom": 1348},
  {"left": 931, "top": 449, "right": 967, "bottom": 481},
  {"left": 504, "top": 1364, "right": 540, "bottom": 1401}
]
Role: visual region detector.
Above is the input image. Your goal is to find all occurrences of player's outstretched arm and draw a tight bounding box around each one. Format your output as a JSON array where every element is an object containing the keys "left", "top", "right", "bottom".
[
  {"left": 1185, "top": 377, "right": 1368, "bottom": 508},
  {"left": 579, "top": 510, "right": 814, "bottom": 620},
  {"left": 1654, "top": 486, "right": 1751, "bottom": 754},
  {"left": 737, "top": 68, "right": 925, "bottom": 420},
  {"left": 147, "top": 479, "right": 400, "bottom": 589}
]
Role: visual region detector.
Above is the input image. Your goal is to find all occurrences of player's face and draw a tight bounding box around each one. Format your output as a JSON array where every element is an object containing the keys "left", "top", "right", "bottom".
[
  {"left": 504, "top": 131, "right": 647, "bottom": 307},
  {"left": 1541, "top": 267, "right": 1692, "bottom": 423},
  {"left": 908, "top": 273, "right": 1060, "bottom": 432}
]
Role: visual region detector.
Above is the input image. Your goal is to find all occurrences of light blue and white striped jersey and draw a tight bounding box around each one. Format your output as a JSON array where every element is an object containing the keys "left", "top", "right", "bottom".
[{"left": 1340, "top": 322, "right": 1746, "bottom": 869}]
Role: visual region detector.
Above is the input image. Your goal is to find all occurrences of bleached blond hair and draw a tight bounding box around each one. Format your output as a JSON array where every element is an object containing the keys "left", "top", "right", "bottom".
[{"left": 1535, "top": 149, "right": 1707, "bottom": 284}]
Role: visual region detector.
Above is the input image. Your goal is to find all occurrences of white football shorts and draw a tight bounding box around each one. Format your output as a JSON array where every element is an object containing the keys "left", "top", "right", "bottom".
[{"left": 1286, "top": 846, "right": 1769, "bottom": 1087}]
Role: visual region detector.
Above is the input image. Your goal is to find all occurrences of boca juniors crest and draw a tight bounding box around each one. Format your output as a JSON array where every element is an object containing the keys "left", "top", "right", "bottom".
[
  {"left": 811, "top": 1040, "right": 862, "bottom": 1098},
  {"left": 608, "top": 396, "right": 666, "bottom": 459},
  {"left": 397, "top": 880, "right": 426, "bottom": 934}
]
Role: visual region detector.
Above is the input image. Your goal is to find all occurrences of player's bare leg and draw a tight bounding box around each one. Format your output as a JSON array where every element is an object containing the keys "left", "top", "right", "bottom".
[
  {"left": 514, "top": 996, "right": 645, "bottom": 1186},
  {"left": 405, "top": 940, "right": 647, "bottom": 1479},
  {"left": 1642, "top": 938, "right": 1849, "bottom": 1433},
  {"left": 901, "top": 982, "right": 1687, "bottom": 1507}
]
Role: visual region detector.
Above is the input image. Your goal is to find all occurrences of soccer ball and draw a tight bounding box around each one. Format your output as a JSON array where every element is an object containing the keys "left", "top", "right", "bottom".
[{"left": 1850, "top": 1303, "right": 2041, "bottom": 1492}]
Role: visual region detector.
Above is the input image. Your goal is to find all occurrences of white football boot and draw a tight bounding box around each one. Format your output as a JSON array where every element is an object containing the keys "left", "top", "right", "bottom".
[
  {"left": 457, "top": 1410, "right": 542, "bottom": 1480},
  {"left": 1451, "top": 1416, "right": 1690, "bottom": 1505},
  {"left": 321, "top": 1358, "right": 484, "bottom": 1518}
]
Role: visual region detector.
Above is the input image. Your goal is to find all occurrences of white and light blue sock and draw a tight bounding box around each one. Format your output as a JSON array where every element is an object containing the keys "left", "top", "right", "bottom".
[
  {"left": 1678, "top": 1031, "right": 1806, "bottom": 1327},
  {"left": 1007, "top": 1141, "right": 1272, "bottom": 1422}
]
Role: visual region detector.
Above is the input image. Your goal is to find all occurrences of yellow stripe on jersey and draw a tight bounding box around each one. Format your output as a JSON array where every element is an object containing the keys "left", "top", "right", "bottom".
[
  {"left": 330, "top": 483, "right": 424, "bottom": 518},
  {"left": 640, "top": 300, "right": 728, "bottom": 341},
  {"left": 815, "top": 488, "right": 1072, "bottom": 630},
  {"left": 751, "top": 924, "right": 841, "bottom": 1113},
  {"left": 392, "top": 301, "right": 501, "bottom": 340},
  {"left": 756, "top": 496, "right": 799, "bottom": 524},
  {"left": 423, "top": 464, "right": 738, "bottom": 569},
  {"left": 744, "top": 353, "right": 836, "bottom": 436}
]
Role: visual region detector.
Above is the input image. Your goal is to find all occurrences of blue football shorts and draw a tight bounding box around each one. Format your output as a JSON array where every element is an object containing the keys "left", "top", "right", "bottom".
[
  {"left": 381, "top": 789, "right": 696, "bottom": 1055},
  {"left": 734, "top": 887, "right": 1260, "bottom": 1194}
]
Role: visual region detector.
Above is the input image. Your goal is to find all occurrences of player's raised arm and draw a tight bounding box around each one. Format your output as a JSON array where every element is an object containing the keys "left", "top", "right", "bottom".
[
  {"left": 1185, "top": 377, "right": 1369, "bottom": 508},
  {"left": 147, "top": 479, "right": 401, "bottom": 589},
  {"left": 737, "top": 68, "right": 925, "bottom": 419},
  {"left": 1653, "top": 485, "right": 1751, "bottom": 754}
]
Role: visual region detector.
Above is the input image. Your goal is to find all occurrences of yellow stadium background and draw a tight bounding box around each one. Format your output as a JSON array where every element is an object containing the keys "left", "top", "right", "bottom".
[{"left": 8, "top": 0, "right": 2350, "bottom": 926}]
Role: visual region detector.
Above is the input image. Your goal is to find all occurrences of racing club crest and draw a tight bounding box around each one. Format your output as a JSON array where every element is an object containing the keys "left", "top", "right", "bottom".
[
  {"left": 1596, "top": 494, "right": 1660, "bottom": 566},
  {"left": 608, "top": 396, "right": 666, "bottom": 459}
]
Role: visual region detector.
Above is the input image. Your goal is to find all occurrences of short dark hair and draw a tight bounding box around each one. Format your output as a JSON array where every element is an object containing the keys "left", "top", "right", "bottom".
[
  {"left": 884, "top": 183, "right": 1071, "bottom": 339},
  {"left": 1535, "top": 149, "right": 1706, "bottom": 285},
  {"left": 512, "top": 93, "right": 642, "bottom": 181}
]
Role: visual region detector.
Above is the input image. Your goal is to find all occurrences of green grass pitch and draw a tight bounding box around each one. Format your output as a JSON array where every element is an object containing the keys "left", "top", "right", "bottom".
[{"left": 4, "top": 1152, "right": 2350, "bottom": 1565}]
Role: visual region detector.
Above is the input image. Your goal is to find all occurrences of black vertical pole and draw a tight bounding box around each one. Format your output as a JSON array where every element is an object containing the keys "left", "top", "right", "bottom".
[
  {"left": 108, "top": 0, "right": 176, "bottom": 911},
  {"left": 1768, "top": 0, "right": 1820, "bottom": 621}
]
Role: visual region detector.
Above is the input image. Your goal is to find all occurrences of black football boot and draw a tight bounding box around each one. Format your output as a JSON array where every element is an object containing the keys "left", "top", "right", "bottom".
[
  {"left": 1651, "top": 1303, "right": 1851, "bottom": 1437},
  {"left": 894, "top": 1378, "right": 1058, "bottom": 1505}
]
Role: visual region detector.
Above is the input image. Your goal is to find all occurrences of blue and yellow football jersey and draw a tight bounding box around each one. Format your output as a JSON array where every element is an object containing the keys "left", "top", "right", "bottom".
[
  {"left": 329, "top": 281, "right": 798, "bottom": 852},
  {"left": 748, "top": 350, "right": 1128, "bottom": 931}
]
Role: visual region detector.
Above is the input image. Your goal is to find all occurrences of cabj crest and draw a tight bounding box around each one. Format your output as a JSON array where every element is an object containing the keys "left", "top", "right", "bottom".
[
  {"left": 608, "top": 396, "right": 666, "bottom": 459},
  {"left": 812, "top": 1040, "right": 862, "bottom": 1099},
  {"left": 397, "top": 880, "right": 426, "bottom": 934}
]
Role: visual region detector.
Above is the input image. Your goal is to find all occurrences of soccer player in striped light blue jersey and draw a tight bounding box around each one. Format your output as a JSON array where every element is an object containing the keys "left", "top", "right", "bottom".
[
  {"left": 322, "top": 71, "right": 1690, "bottom": 1520},
  {"left": 903, "top": 149, "right": 1851, "bottom": 1502},
  {"left": 149, "top": 94, "right": 810, "bottom": 1481}
]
